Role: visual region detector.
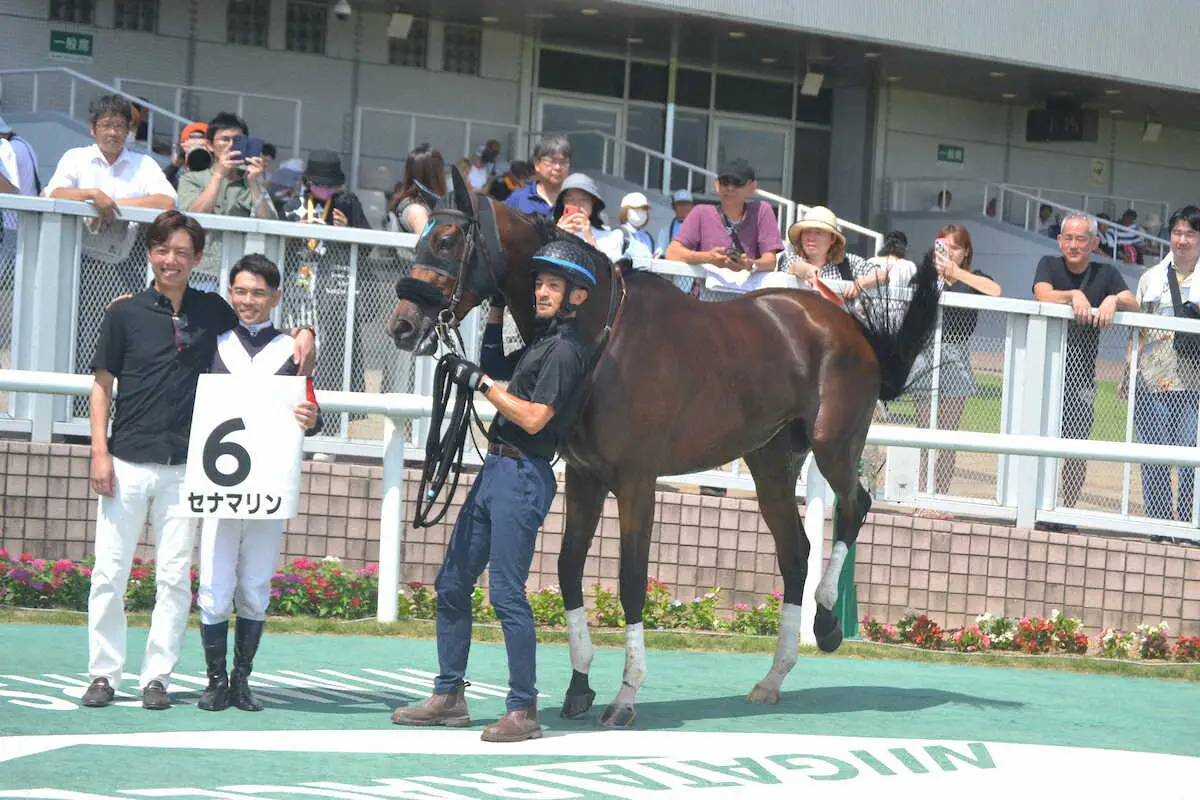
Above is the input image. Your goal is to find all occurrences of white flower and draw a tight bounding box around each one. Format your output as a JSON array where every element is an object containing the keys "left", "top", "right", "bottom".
[{"left": 323, "top": 555, "right": 342, "bottom": 564}]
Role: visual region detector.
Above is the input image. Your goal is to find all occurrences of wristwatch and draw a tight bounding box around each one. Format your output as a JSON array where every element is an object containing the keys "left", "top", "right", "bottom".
[{"left": 478, "top": 377, "right": 493, "bottom": 395}]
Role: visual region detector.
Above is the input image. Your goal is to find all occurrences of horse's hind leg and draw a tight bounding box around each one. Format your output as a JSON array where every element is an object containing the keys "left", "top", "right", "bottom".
[
  {"left": 598, "top": 474, "right": 656, "bottom": 728},
  {"left": 557, "top": 464, "right": 607, "bottom": 720},
  {"left": 809, "top": 403, "right": 874, "bottom": 653},
  {"left": 743, "top": 422, "right": 810, "bottom": 705}
]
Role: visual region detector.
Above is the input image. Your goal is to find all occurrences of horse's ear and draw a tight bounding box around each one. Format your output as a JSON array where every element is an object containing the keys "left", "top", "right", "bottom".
[
  {"left": 413, "top": 179, "right": 442, "bottom": 210},
  {"left": 450, "top": 166, "right": 473, "bottom": 215}
]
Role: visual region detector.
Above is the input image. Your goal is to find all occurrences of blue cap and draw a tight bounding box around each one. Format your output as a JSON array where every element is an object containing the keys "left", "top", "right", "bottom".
[{"left": 671, "top": 189, "right": 694, "bottom": 205}]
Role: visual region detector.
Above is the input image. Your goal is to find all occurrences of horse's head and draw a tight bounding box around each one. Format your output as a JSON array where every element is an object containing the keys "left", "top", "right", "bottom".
[{"left": 388, "top": 167, "right": 502, "bottom": 355}]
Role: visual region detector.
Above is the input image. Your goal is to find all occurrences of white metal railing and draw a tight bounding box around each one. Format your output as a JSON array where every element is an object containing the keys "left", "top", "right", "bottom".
[
  {"left": 532, "top": 128, "right": 883, "bottom": 255},
  {"left": 3, "top": 194, "right": 1200, "bottom": 541},
  {"left": 0, "top": 67, "right": 191, "bottom": 152},
  {"left": 5, "top": 369, "right": 1200, "bottom": 639},
  {"left": 1004, "top": 184, "right": 1170, "bottom": 231},
  {"left": 350, "top": 107, "right": 522, "bottom": 193},
  {"left": 887, "top": 176, "right": 1171, "bottom": 261},
  {"left": 115, "top": 78, "right": 304, "bottom": 159}
]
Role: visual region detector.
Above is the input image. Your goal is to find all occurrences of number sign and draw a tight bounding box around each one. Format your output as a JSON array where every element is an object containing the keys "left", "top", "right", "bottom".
[{"left": 182, "top": 374, "right": 305, "bottom": 519}]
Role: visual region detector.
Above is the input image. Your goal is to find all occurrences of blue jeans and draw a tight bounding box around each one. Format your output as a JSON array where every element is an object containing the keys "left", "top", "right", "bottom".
[
  {"left": 1134, "top": 390, "right": 1199, "bottom": 520},
  {"left": 433, "top": 453, "right": 556, "bottom": 711}
]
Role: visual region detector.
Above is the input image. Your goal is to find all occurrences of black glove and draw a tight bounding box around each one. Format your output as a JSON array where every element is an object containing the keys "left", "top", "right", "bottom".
[{"left": 442, "top": 353, "right": 486, "bottom": 392}]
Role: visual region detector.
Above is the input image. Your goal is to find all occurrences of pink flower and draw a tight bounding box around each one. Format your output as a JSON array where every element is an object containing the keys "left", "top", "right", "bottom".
[{"left": 0, "top": 548, "right": 9, "bottom": 560}]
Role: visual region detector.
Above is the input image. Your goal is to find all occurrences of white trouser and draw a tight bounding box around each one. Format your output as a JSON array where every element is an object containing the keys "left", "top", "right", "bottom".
[
  {"left": 198, "top": 518, "right": 285, "bottom": 625},
  {"left": 88, "top": 457, "right": 198, "bottom": 691}
]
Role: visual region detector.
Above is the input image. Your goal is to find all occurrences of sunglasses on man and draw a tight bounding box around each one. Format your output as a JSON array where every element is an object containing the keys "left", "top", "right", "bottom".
[{"left": 718, "top": 176, "right": 747, "bottom": 189}]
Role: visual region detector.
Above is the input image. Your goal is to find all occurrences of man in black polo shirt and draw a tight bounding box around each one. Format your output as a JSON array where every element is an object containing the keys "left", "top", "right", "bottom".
[
  {"left": 1033, "top": 213, "right": 1137, "bottom": 526},
  {"left": 82, "top": 211, "right": 315, "bottom": 711},
  {"left": 391, "top": 239, "right": 594, "bottom": 743}
]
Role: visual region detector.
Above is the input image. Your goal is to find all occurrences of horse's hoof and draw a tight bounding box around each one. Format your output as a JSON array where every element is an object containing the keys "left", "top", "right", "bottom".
[
  {"left": 814, "top": 605, "right": 844, "bottom": 653},
  {"left": 560, "top": 689, "right": 596, "bottom": 720},
  {"left": 746, "top": 683, "right": 780, "bottom": 705},
  {"left": 599, "top": 702, "right": 637, "bottom": 728}
]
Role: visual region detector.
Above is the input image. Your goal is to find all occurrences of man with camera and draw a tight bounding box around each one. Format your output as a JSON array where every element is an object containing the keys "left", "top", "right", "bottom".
[
  {"left": 1032, "top": 213, "right": 1136, "bottom": 526},
  {"left": 178, "top": 112, "right": 275, "bottom": 220}
]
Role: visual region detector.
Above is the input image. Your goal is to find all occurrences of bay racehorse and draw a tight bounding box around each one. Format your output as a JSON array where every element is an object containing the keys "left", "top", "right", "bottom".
[{"left": 388, "top": 169, "right": 938, "bottom": 726}]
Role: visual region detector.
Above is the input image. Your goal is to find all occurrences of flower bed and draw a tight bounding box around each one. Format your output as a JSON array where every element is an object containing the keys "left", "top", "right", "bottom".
[
  {"left": 862, "top": 608, "right": 1200, "bottom": 662},
  {"left": 3, "top": 548, "right": 1198, "bottom": 661}
]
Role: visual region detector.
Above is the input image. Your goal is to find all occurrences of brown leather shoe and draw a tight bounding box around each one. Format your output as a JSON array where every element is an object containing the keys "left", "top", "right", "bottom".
[
  {"left": 391, "top": 685, "right": 470, "bottom": 727},
  {"left": 481, "top": 702, "right": 542, "bottom": 743}
]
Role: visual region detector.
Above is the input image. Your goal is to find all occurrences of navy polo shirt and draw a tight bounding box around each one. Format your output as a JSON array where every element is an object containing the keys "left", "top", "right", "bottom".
[
  {"left": 92, "top": 286, "right": 237, "bottom": 465},
  {"left": 504, "top": 181, "right": 554, "bottom": 217},
  {"left": 491, "top": 318, "right": 589, "bottom": 460}
]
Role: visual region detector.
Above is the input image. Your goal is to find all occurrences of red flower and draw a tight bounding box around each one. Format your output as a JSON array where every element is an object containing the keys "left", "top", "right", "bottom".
[{"left": 350, "top": 598, "right": 362, "bottom": 608}]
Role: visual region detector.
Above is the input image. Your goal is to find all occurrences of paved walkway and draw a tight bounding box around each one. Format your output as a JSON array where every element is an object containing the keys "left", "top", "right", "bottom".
[{"left": 1, "top": 623, "right": 1198, "bottom": 798}]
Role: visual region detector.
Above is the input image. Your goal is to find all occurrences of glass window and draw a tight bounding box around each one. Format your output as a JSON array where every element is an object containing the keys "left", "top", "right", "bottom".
[
  {"left": 624, "top": 105, "right": 665, "bottom": 187},
  {"left": 389, "top": 18, "right": 429, "bottom": 68},
  {"left": 443, "top": 24, "right": 481, "bottom": 76},
  {"left": 114, "top": 0, "right": 157, "bottom": 32},
  {"left": 671, "top": 110, "right": 709, "bottom": 193},
  {"left": 227, "top": 0, "right": 269, "bottom": 47},
  {"left": 285, "top": 0, "right": 326, "bottom": 55},
  {"left": 714, "top": 74, "right": 792, "bottom": 120},
  {"left": 795, "top": 89, "right": 834, "bottom": 126},
  {"left": 629, "top": 62, "right": 668, "bottom": 104},
  {"left": 50, "top": 0, "right": 94, "bottom": 24},
  {"left": 675, "top": 68, "right": 711, "bottom": 109},
  {"left": 537, "top": 49, "right": 624, "bottom": 99}
]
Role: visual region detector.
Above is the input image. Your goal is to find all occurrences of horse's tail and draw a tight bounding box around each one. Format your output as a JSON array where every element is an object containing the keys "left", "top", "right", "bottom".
[{"left": 854, "top": 265, "right": 941, "bottom": 402}]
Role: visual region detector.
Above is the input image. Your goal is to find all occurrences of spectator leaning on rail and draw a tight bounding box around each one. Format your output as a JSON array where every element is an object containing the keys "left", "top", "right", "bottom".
[
  {"left": 908, "top": 224, "right": 1002, "bottom": 516},
  {"left": 553, "top": 173, "right": 625, "bottom": 264},
  {"left": 1032, "top": 213, "right": 1137, "bottom": 528},
  {"left": 387, "top": 143, "right": 447, "bottom": 235},
  {"left": 505, "top": 135, "right": 571, "bottom": 217},
  {"left": 82, "top": 210, "right": 315, "bottom": 712},
  {"left": 781, "top": 206, "right": 873, "bottom": 297},
  {"left": 665, "top": 158, "right": 783, "bottom": 273},
  {"left": 843, "top": 229, "right": 918, "bottom": 300},
  {"left": 616, "top": 192, "right": 655, "bottom": 263},
  {"left": 655, "top": 188, "right": 694, "bottom": 257},
  {"left": 44, "top": 94, "right": 176, "bottom": 232},
  {"left": 1128, "top": 205, "right": 1200, "bottom": 521}
]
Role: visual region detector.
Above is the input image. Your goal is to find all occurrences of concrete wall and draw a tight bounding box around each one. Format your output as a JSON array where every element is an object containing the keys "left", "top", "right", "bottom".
[
  {"left": 876, "top": 88, "right": 1200, "bottom": 220},
  {"left": 3, "top": 439, "right": 1197, "bottom": 636}
]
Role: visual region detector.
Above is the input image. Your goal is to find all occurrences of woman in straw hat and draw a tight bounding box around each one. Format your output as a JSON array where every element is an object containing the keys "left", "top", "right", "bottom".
[{"left": 781, "top": 206, "right": 873, "bottom": 295}]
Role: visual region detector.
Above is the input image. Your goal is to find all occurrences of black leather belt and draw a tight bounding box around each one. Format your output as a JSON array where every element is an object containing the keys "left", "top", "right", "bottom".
[{"left": 488, "top": 442, "right": 524, "bottom": 459}]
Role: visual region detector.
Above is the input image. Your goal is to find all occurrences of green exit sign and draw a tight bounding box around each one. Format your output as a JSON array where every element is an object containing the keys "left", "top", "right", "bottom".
[
  {"left": 937, "top": 144, "right": 965, "bottom": 165},
  {"left": 49, "top": 30, "right": 94, "bottom": 62}
]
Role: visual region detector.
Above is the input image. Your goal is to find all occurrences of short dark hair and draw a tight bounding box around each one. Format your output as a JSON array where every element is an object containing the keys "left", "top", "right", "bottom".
[
  {"left": 229, "top": 253, "right": 281, "bottom": 290},
  {"left": 1169, "top": 205, "right": 1200, "bottom": 234},
  {"left": 206, "top": 112, "right": 248, "bottom": 142},
  {"left": 877, "top": 230, "right": 908, "bottom": 258},
  {"left": 88, "top": 95, "right": 134, "bottom": 127},
  {"left": 1120, "top": 208, "right": 1138, "bottom": 220},
  {"left": 261, "top": 142, "right": 277, "bottom": 159},
  {"left": 532, "top": 134, "right": 571, "bottom": 162},
  {"left": 146, "top": 210, "right": 206, "bottom": 255},
  {"left": 509, "top": 160, "right": 534, "bottom": 180}
]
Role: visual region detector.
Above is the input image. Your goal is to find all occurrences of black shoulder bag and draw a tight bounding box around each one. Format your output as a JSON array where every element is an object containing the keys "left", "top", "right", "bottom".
[
  {"left": 719, "top": 202, "right": 752, "bottom": 256},
  {"left": 1166, "top": 266, "right": 1200, "bottom": 362}
]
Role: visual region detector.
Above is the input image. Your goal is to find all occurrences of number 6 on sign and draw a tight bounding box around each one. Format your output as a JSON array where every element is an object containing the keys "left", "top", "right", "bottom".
[{"left": 181, "top": 374, "right": 305, "bottom": 519}]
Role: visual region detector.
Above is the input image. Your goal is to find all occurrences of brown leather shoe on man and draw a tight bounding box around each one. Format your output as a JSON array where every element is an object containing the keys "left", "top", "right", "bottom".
[
  {"left": 481, "top": 702, "right": 542, "bottom": 743},
  {"left": 391, "top": 684, "right": 470, "bottom": 727}
]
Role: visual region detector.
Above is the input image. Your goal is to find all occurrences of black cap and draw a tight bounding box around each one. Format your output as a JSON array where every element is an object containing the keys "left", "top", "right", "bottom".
[
  {"left": 304, "top": 149, "right": 346, "bottom": 187},
  {"left": 717, "top": 158, "right": 755, "bottom": 183}
]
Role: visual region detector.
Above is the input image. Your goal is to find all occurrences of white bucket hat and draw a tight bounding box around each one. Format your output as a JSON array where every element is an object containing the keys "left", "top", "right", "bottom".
[
  {"left": 620, "top": 191, "right": 650, "bottom": 209},
  {"left": 787, "top": 205, "right": 845, "bottom": 247}
]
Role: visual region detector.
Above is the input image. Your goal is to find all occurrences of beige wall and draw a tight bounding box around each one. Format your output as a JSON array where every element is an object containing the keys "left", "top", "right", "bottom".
[{"left": 3, "top": 440, "right": 1197, "bottom": 635}]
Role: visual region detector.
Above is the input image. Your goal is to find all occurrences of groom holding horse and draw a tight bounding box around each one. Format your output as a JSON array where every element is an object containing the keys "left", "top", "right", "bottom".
[{"left": 391, "top": 239, "right": 595, "bottom": 742}]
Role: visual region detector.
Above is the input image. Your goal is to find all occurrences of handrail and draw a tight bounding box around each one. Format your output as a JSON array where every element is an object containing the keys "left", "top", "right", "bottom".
[
  {"left": 116, "top": 77, "right": 304, "bottom": 159},
  {"left": 887, "top": 175, "right": 1170, "bottom": 260},
  {"left": 1003, "top": 183, "right": 1169, "bottom": 222},
  {"left": 350, "top": 106, "right": 522, "bottom": 193},
  {"left": 0, "top": 66, "right": 192, "bottom": 150},
  {"left": 529, "top": 128, "right": 883, "bottom": 254}
]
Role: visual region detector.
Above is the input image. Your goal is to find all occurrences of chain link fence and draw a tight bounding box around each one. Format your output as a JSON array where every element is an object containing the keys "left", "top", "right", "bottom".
[{"left": 0, "top": 215, "right": 16, "bottom": 419}]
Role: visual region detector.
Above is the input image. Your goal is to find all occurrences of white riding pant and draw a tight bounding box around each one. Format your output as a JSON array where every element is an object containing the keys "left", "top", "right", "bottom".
[
  {"left": 197, "top": 518, "right": 285, "bottom": 625},
  {"left": 88, "top": 457, "right": 198, "bottom": 691}
]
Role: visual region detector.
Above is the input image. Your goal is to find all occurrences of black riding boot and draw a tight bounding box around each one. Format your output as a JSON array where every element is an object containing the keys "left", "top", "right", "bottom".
[
  {"left": 197, "top": 622, "right": 230, "bottom": 712},
  {"left": 229, "top": 617, "right": 265, "bottom": 712}
]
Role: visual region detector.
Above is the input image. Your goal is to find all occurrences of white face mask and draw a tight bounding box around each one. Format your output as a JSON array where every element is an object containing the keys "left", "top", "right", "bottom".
[{"left": 626, "top": 208, "right": 649, "bottom": 229}]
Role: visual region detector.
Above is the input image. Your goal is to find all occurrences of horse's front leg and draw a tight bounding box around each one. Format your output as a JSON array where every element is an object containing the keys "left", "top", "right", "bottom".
[
  {"left": 600, "top": 476, "right": 656, "bottom": 728},
  {"left": 557, "top": 465, "right": 607, "bottom": 720}
]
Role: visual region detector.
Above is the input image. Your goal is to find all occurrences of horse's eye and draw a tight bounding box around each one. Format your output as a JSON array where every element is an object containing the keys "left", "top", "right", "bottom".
[{"left": 437, "top": 237, "right": 453, "bottom": 252}]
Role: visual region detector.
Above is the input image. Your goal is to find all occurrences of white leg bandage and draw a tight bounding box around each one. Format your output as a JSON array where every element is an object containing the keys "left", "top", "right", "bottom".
[
  {"left": 564, "top": 606, "right": 594, "bottom": 675},
  {"left": 613, "top": 622, "right": 646, "bottom": 706},
  {"left": 815, "top": 541, "right": 849, "bottom": 610},
  {"left": 757, "top": 602, "right": 803, "bottom": 693}
]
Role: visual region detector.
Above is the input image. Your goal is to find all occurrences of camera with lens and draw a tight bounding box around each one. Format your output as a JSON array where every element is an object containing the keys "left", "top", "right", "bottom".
[{"left": 186, "top": 148, "right": 213, "bottom": 173}]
